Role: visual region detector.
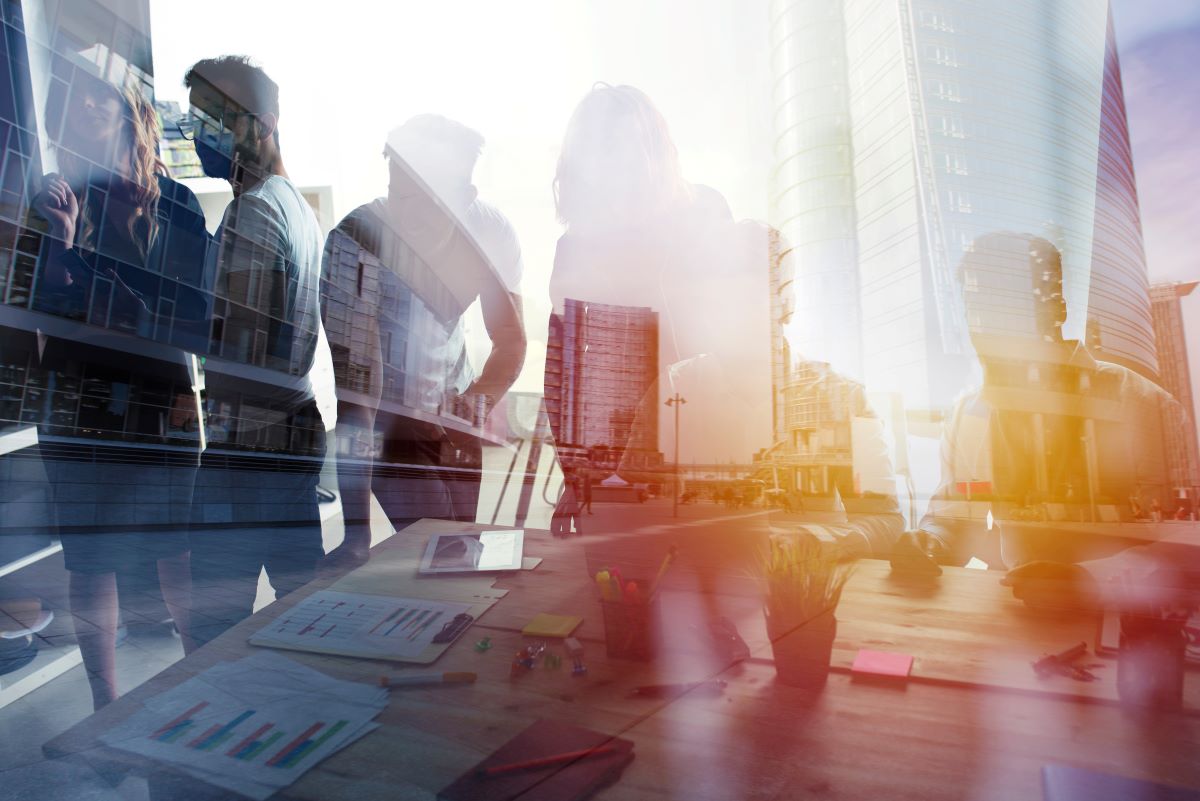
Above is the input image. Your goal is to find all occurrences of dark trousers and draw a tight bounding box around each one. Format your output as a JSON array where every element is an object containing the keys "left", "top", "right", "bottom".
[{"left": 188, "top": 399, "right": 325, "bottom": 646}]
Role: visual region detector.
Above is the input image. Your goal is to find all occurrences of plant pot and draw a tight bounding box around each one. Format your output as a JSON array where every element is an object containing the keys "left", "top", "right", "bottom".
[{"left": 767, "top": 610, "right": 837, "bottom": 688}]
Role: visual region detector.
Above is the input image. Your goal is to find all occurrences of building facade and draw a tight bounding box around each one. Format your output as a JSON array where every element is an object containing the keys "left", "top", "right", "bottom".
[
  {"left": 1150, "top": 280, "right": 1200, "bottom": 507},
  {"left": 544, "top": 298, "right": 662, "bottom": 469},
  {"left": 769, "top": 0, "right": 1158, "bottom": 412}
]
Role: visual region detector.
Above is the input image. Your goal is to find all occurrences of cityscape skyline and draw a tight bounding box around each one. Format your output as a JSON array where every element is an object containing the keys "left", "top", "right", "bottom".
[
  {"left": 142, "top": 1, "right": 1200, "bottom": 432},
  {"left": 769, "top": 0, "right": 1159, "bottom": 414}
]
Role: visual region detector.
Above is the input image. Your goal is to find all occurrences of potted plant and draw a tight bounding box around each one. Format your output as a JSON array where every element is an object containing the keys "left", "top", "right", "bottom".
[{"left": 757, "top": 531, "right": 852, "bottom": 688}]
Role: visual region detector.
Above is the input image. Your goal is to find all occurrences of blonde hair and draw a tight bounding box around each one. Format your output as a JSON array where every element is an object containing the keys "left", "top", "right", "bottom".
[
  {"left": 553, "top": 84, "right": 690, "bottom": 229},
  {"left": 61, "top": 86, "right": 164, "bottom": 261}
]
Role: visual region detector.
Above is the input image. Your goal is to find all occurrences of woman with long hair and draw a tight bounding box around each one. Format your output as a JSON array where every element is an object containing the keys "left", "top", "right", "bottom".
[
  {"left": 549, "top": 83, "right": 774, "bottom": 483},
  {"left": 31, "top": 72, "right": 210, "bottom": 709}
]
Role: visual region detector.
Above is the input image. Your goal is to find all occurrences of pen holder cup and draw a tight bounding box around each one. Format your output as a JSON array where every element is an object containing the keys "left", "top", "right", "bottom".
[
  {"left": 1117, "top": 615, "right": 1185, "bottom": 711},
  {"left": 601, "top": 592, "right": 661, "bottom": 661}
]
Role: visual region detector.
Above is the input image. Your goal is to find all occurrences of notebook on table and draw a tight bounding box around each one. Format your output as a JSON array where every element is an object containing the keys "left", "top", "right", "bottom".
[
  {"left": 1043, "top": 764, "right": 1200, "bottom": 801},
  {"left": 438, "top": 719, "right": 634, "bottom": 801}
]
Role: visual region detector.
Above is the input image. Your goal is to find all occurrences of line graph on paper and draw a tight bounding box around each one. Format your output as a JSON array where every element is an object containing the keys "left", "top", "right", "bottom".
[{"left": 252, "top": 590, "right": 471, "bottom": 659}]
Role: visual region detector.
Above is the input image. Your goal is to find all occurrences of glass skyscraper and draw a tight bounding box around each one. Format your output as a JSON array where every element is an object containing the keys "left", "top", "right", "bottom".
[
  {"left": 544, "top": 298, "right": 662, "bottom": 467},
  {"left": 770, "top": 0, "right": 1158, "bottom": 411}
]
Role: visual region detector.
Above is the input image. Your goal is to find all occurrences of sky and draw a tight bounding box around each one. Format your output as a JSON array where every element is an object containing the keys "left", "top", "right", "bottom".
[
  {"left": 149, "top": 0, "right": 1200, "bottom": 403},
  {"left": 149, "top": 0, "right": 772, "bottom": 393}
]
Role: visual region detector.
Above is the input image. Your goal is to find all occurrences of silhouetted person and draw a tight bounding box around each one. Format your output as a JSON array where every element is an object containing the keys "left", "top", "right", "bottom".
[
  {"left": 182, "top": 56, "right": 327, "bottom": 645},
  {"left": 582, "top": 470, "right": 594, "bottom": 514},
  {"left": 29, "top": 67, "right": 207, "bottom": 708},
  {"left": 892, "top": 233, "right": 1191, "bottom": 596},
  {"left": 548, "top": 85, "right": 902, "bottom": 669},
  {"left": 320, "top": 116, "right": 524, "bottom": 569},
  {"left": 548, "top": 85, "right": 901, "bottom": 554}
]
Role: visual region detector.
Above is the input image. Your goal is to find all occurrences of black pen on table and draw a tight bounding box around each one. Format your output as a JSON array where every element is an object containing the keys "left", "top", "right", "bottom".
[{"left": 631, "top": 679, "right": 727, "bottom": 697}]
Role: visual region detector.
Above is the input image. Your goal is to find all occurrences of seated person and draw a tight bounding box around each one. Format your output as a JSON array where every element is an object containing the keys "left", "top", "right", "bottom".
[{"left": 893, "top": 234, "right": 1192, "bottom": 604}]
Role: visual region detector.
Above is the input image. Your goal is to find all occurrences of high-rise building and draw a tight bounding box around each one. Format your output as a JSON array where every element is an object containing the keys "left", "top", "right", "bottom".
[
  {"left": 1150, "top": 280, "right": 1200, "bottom": 504},
  {"left": 544, "top": 299, "right": 662, "bottom": 468},
  {"left": 769, "top": 0, "right": 1158, "bottom": 411}
]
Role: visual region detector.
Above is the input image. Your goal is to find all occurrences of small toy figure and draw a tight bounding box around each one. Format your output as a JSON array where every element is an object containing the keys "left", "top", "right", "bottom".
[
  {"left": 510, "top": 642, "right": 546, "bottom": 677},
  {"left": 564, "top": 637, "right": 587, "bottom": 676}
]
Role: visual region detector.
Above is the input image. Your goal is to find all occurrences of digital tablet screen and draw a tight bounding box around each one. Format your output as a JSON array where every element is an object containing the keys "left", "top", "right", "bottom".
[{"left": 419, "top": 530, "right": 524, "bottom": 573}]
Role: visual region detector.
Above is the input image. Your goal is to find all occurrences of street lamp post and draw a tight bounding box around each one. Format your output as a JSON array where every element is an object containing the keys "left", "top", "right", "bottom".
[{"left": 665, "top": 393, "right": 686, "bottom": 517}]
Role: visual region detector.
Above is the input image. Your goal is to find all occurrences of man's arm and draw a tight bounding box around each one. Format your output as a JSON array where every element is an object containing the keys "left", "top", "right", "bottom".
[
  {"left": 469, "top": 282, "right": 526, "bottom": 400},
  {"left": 891, "top": 396, "right": 984, "bottom": 574}
]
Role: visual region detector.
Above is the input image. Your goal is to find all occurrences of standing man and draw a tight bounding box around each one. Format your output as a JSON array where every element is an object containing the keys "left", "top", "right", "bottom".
[
  {"left": 182, "top": 56, "right": 327, "bottom": 645},
  {"left": 320, "top": 116, "right": 524, "bottom": 569}
]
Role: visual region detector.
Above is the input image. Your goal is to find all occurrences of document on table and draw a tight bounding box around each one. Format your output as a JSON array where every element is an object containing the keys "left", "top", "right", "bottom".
[
  {"left": 249, "top": 590, "right": 476, "bottom": 661},
  {"left": 100, "top": 652, "right": 387, "bottom": 800}
]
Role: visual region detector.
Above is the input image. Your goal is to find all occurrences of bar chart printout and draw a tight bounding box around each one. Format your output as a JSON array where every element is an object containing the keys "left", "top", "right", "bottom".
[
  {"left": 249, "top": 589, "right": 473, "bottom": 659},
  {"left": 100, "top": 652, "right": 388, "bottom": 800}
]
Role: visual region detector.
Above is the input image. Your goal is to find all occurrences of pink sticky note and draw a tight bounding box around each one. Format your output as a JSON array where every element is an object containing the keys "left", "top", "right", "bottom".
[{"left": 851, "top": 649, "right": 913, "bottom": 679}]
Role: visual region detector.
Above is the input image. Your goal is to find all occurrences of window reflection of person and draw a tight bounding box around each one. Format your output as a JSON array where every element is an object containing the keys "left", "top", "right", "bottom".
[
  {"left": 548, "top": 85, "right": 899, "bottom": 662},
  {"left": 320, "top": 118, "right": 525, "bottom": 573},
  {"left": 892, "top": 234, "right": 1194, "bottom": 614},
  {"left": 182, "top": 56, "right": 327, "bottom": 646},
  {"left": 549, "top": 85, "right": 901, "bottom": 556},
  {"left": 30, "top": 75, "right": 207, "bottom": 709},
  {"left": 549, "top": 84, "right": 774, "bottom": 484}
]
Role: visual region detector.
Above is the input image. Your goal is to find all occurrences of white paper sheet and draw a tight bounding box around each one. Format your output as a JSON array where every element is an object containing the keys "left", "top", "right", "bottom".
[
  {"left": 250, "top": 590, "right": 474, "bottom": 660},
  {"left": 100, "top": 652, "right": 387, "bottom": 800}
]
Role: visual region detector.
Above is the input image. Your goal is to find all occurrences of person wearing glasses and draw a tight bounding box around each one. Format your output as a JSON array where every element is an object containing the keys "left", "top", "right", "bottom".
[{"left": 181, "top": 56, "right": 328, "bottom": 647}]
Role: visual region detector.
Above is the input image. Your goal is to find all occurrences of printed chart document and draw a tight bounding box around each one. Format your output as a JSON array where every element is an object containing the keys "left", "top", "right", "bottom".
[
  {"left": 100, "top": 652, "right": 387, "bottom": 800},
  {"left": 250, "top": 590, "right": 475, "bottom": 661}
]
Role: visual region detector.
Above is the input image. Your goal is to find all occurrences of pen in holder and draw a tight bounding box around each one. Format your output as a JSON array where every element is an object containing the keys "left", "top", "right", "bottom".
[
  {"left": 1117, "top": 612, "right": 1186, "bottom": 710},
  {"left": 596, "top": 572, "right": 660, "bottom": 661}
]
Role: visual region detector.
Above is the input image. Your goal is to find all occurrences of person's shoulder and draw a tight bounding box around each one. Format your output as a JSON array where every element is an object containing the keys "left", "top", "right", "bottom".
[
  {"left": 156, "top": 174, "right": 201, "bottom": 209},
  {"left": 241, "top": 176, "right": 304, "bottom": 217},
  {"left": 156, "top": 174, "right": 208, "bottom": 223},
  {"left": 465, "top": 197, "right": 522, "bottom": 290},
  {"left": 331, "top": 198, "right": 388, "bottom": 253},
  {"left": 465, "top": 197, "right": 516, "bottom": 234},
  {"left": 689, "top": 184, "right": 734, "bottom": 221},
  {"left": 1097, "top": 358, "right": 1181, "bottom": 404}
]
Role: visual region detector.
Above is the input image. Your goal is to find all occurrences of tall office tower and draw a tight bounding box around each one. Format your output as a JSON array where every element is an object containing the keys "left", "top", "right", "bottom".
[
  {"left": 1149, "top": 281, "right": 1200, "bottom": 504},
  {"left": 769, "top": 0, "right": 1158, "bottom": 411},
  {"left": 543, "top": 299, "right": 662, "bottom": 468},
  {"left": 1086, "top": 10, "right": 1156, "bottom": 379}
]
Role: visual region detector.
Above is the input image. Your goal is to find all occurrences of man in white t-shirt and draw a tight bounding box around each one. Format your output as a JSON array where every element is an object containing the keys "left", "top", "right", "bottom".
[
  {"left": 182, "top": 56, "right": 328, "bottom": 646},
  {"left": 321, "top": 117, "right": 525, "bottom": 569}
]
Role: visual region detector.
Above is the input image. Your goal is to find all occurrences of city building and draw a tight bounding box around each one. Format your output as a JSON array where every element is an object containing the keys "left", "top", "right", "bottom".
[
  {"left": 155, "top": 100, "right": 204, "bottom": 180},
  {"left": 769, "top": 0, "right": 1158, "bottom": 412},
  {"left": 1150, "top": 280, "right": 1200, "bottom": 509},
  {"left": 544, "top": 298, "right": 662, "bottom": 470}
]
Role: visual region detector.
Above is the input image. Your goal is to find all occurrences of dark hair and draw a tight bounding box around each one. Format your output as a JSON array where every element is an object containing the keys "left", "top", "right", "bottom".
[
  {"left": 183, "top": 55, "right": 279, "bottom": 118},
  {"left": 957, "top": 231, "right": 1061, "bottom": 290}
]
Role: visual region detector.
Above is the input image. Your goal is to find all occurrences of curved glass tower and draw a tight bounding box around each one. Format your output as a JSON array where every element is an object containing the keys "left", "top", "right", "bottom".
[{"left": 770, "top": 0, "right": 1158, "bottom": 411}]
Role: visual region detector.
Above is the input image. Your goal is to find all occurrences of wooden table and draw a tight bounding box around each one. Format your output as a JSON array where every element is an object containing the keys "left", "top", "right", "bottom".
[{"left": 43, "top": 519, "right": 1200, "bottom": 800}]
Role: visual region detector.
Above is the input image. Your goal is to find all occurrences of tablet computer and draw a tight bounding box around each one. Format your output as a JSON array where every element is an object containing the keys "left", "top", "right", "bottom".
[{"left": 418, "top": 529, "right": 525, "bottom": 574}]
